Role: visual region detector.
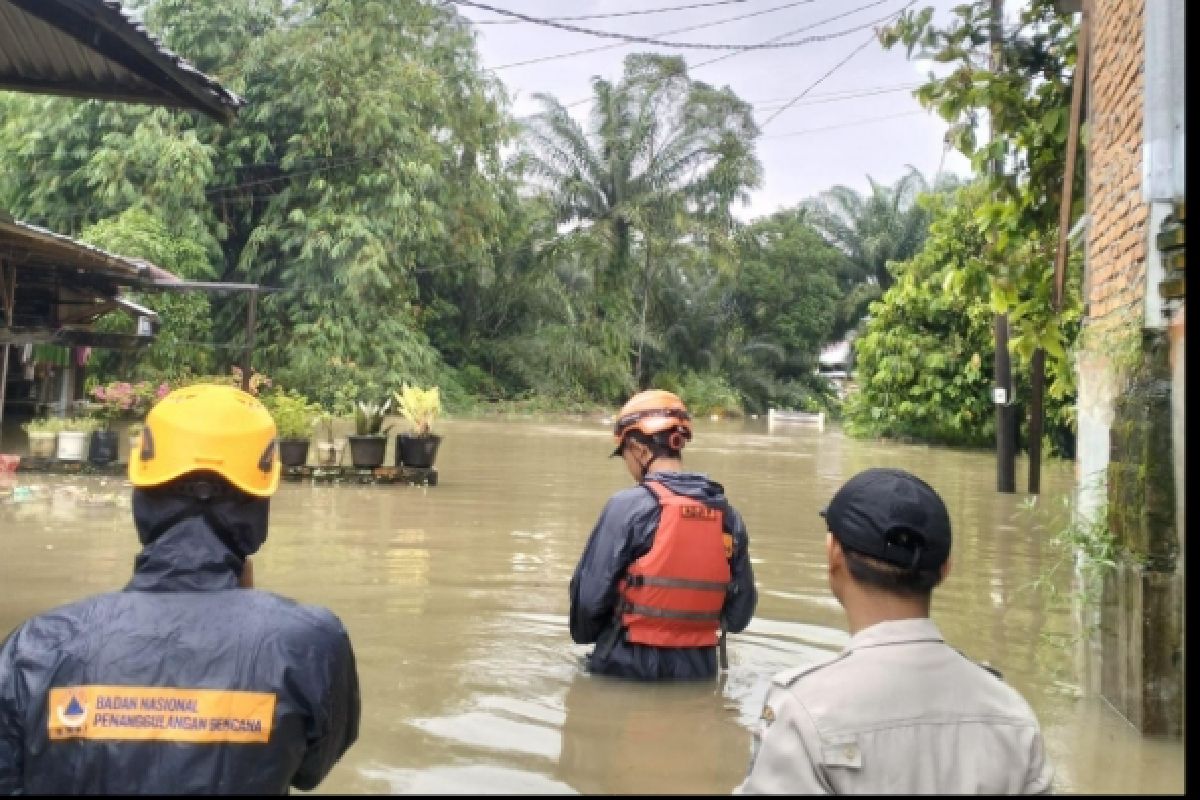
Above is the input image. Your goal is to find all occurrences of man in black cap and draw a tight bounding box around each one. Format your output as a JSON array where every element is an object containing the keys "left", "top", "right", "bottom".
[{"left": 736, "top": 468, "right": 1054, "bottom": 794}]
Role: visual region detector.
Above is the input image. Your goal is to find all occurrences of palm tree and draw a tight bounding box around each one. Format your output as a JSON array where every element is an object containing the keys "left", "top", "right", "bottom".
[
  {"left": 801, "top": 167, "right": 935, "bottom": 290},
  {"left": 520, "top": 53, "right": 761, "bottom": 386},
  {"left": 801, "top": 167, "right": 956, "bottom": 336}
]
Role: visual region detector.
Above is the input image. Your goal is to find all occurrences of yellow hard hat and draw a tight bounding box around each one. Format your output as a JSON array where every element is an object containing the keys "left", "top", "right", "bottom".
[
  {"left": 612, "top": 389, "right": 693, "bottom": 455},
  {"left": 129, "top": 383, "right": 281, "bottom": 498}
]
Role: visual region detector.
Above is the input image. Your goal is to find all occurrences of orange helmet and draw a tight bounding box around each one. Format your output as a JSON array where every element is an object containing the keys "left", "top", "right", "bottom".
[
  {"left": 611, "top": 390, "right": 693, "bottom": 456},
  {"left": 129, "top": 384, "right": 281, "bottom": 498}
]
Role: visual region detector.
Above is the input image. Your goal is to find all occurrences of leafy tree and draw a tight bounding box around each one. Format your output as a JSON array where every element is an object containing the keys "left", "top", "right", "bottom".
[
  {"left": 800, "top": 168, "right": 950, "bottom": 338},
  {"left": 1, "top": 0, "right": 514, "bottom": 402},
  {"left": 80, "top": 208, "right": 216, "bottom": 381},
  {"left": 845, "top": 183, "right": 1078, "bottom": 454},
  {"left": 880, "top": 0, "right": 1084, "bottom": 452},
  {"left": 729, "top": 209, "right": 844, "bottom": 411}
]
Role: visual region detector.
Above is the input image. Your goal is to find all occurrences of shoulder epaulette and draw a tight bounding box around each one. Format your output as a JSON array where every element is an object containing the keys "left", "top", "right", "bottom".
[
  {"left": 953, "top": 647, "right": 1004, "bottom": 680},
  {"left": 977, "top": 661, "right": 1004, "bottom": 680},
  {"left": 772, "top": 651, "right": 850, "bottom": 688}
]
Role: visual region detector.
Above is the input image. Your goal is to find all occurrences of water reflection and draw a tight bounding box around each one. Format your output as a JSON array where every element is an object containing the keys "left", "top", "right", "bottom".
[{"left": 0, "top": 419, "right": 1184, "bottom": 794}]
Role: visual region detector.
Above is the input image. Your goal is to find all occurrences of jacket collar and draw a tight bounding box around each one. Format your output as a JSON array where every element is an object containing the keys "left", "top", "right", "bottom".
[
  {"left": 125, "top": 517, "right": 241, "bottom": 592},
  {"left": 846, "top": 617, "right": 944, "bottom": 651}
]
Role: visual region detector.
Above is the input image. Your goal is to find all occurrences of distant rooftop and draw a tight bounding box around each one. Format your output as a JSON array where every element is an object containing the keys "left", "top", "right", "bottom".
[{"left": 819, "top": 339, "right": 852, "bottom": 367}]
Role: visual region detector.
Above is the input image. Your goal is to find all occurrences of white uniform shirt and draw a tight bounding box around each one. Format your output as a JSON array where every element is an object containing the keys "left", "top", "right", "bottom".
[{"left": 736, "top": 617, "right": 1054, "bottom": 794}]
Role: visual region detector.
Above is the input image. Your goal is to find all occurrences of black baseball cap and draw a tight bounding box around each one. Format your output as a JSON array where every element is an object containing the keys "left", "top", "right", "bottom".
[{"left": 819, "top": 468, "right": 951, "bottom": 571}]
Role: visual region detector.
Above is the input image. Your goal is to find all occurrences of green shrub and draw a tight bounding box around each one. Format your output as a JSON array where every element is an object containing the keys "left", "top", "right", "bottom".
[{"left": 263, "top": 390, "right": 320, "bottom": 440}]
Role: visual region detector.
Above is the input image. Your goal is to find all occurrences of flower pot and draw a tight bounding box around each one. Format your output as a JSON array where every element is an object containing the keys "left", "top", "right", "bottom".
[
  {"left": 396, "top": 433, "right": 442, "bottom": 469},
  {"left": 348, "top": 435, "right": 387, "bottom": 469},
  {"left": 279, "top": 438, "right": 311, "bottom": 467},
  {"left": 55, "top": 430, "right": 88, "bottom": 461},
  {"left": 27, "top": 431, "right": 56, "bottom": 459},
  {"left": 316, "top": 440, "right": 342, "bottom": 467},
  {"left": 89, "top": 430, "right": 120, "bottom": 465},
  {"left": 127, "top": 432, "right": 143, "bottom": 463}
]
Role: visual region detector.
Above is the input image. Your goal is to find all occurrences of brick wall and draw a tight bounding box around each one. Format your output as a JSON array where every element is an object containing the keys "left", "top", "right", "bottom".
[{"left": 1085, "top": 0, "right": 1147, "bottom": 325}]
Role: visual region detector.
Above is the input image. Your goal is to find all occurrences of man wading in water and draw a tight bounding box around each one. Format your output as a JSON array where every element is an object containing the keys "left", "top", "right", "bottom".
[
  {"left": 0, "top": 384, "right": 360, "bottom": 793},
  {"left": 569, "top": 390, "right": 757, "bottom": 680}
]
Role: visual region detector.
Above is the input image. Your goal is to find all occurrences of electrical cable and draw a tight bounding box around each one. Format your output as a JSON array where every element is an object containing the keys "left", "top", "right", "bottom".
[
  {"left": 758, "top": 0, "right": 916, "bottom": 128},
  {"left": 494, "top": 0, "right": 826, "bottom": 69},
  {"left": 760, "top": 108, "right": 927, "bottom": 137},
  {"left": 457, "top": 0, "right": 865, "bottom": 51},
  {"left": 465, "top": 0, "right": 761, "bottom": 25},
  {"left": 562, "top": 0, "right": 899, "bottom": 107}
]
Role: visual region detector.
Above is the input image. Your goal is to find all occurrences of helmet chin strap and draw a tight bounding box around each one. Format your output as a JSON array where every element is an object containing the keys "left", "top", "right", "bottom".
[{"left": 638, "top": 454, "right": 659, "bottom": 482}]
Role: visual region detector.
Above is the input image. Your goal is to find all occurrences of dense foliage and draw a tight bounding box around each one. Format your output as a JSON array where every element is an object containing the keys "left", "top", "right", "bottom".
[
  {"left": 0, "top": 0, "right": 1076, "bottom": 451},
  {"left": 880, "top": 0, "right": 1084, "bottom": 454},
  {"left": 845, "top": 184, "right": 1076, "bottom": 454}
]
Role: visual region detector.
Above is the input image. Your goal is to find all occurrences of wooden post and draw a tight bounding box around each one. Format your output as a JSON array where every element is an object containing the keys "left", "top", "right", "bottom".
[
  {"left": 1028, "top": 8, "right": 1088, "bottom": 494},
  {"left": 241, "top": 287, "right": 257, "bottom": 393},
  {"left": 0, "top": 343, "right": 9, "bottom": 451},
  {"left": 1027, "top": 348, "right": 1046, "bottom": 493},
  {"left": 0, "top": 260, "right": 12, "bottom": 447}
]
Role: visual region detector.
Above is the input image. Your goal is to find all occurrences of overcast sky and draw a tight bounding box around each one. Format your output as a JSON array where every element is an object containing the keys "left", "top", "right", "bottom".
[{"left": 457, "top": 0, "right": 975, "bottom": 220}]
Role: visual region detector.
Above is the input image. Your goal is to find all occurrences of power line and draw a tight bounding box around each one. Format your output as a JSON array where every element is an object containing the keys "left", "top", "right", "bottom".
[
  {"left": 494, "top": 0, "right": 822, "bottom": 70},
  {"left": 460, "top": 0, "right": 901, "bottom": 53},
  {"left": 464, "top": 0, "right": 761, "bottom": 25},
  {"left": 562, "top": 0, "right": 899, "bottom": 107},
  {"left": 691, "top": 0, "right": 891, "bottom": 70},
  {"left": 758, "top": 0, "right": 916, "bottom": 128},
  {"left": 761, "top": 109, "right": 927, "bottom": 138},
  {"left": 748, "top": 82, "right": 919, "bottom": 107}
]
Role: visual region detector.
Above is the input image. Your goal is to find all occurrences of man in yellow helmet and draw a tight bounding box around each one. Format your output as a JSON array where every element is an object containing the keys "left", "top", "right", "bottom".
[
  {"left": 0, "top": 384, "right": 360, "bottom": 793},
  {"left": 569, "top": 390, "right": 757, "bottom": 680}
]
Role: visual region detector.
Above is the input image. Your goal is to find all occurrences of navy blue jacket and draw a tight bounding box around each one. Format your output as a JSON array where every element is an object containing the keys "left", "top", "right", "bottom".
[
  {"left": 0, "top": 516, "right": 360, "bottom": 794},
  {"left": 569, "top": 470, "right": 757, "bottom": 680}
]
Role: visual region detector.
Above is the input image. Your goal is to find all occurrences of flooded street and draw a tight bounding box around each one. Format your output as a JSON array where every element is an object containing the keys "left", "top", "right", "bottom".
[{"left": 0, "top": 418, "right": 1185, "bottom": 794}]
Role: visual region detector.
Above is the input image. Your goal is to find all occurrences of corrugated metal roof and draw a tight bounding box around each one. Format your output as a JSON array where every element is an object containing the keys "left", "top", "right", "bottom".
[
  {"left": 0, "top": 0, "right": 243, "bottom": 123},
  {"left": 0, "top": 212, "right": 165, "bottom": 283}
]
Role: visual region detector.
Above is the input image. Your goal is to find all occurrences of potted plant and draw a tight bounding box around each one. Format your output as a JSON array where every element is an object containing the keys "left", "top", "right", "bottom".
[
  {"left": 348, "top": 399, "right": 391, "bottom": 468},
  {"left": 313, "top": 411, "right": 345, "bottom": 467},
  {"left": 264, "top": 390, "right": 320, "bottom": 467},
  {"left": 394, "top": 384, "right": 443, "bottom": 469},
  {"left": 88, "top": 417, "right": 121, "bottom": 466},
  {"left": 56, "top": 417, "right": 100, "bottom": 461},
  {"left": 126, "top": 422, "right": 144, "bottom": 464},
  {"left": 21, "top": 417, "right": 59, "bottom": 459},
  {"left": 86, "top": 380, "right": 169, "bottom": 466}
]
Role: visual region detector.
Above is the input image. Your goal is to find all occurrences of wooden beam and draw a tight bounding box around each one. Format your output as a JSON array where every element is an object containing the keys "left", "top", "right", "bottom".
[
  {"left": 0, "top": 75, "right": 195, "bottom": 110},
  {"left": 0, "top": 327, "right": 153, "bottom": 349},
  {"left": 1031, "top": 5, "right": 1088, "bottom": 495},
  {"left": 1052, "top": 11, "right": 1088, "bottom": 311}
]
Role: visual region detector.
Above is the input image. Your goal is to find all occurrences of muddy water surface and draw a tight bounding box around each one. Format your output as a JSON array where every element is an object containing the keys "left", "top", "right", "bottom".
[{"left": 0, "top": 418, "right": 1185, "bottom": 793}]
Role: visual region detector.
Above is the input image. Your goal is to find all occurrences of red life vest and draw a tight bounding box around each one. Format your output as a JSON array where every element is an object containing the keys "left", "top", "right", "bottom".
[{"left": 618, "top": 480, "right": 733, "bottom": 648}]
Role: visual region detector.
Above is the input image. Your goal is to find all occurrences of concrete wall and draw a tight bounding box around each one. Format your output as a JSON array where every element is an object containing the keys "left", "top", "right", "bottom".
[
  {"left": 1075, "top": 0, "right": 1148, "bottom": 521},
  {"left": 1077, "top": 0, "right": 1185, "bottom": 737}
]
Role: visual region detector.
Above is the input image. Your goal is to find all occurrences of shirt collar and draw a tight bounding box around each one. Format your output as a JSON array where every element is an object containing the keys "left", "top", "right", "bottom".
[{"left": 846, "top": 617, "right": 944, "bottom": 651}]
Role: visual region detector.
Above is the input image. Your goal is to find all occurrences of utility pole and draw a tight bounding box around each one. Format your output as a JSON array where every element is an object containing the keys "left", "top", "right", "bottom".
[{"left": 991, "top": 0, "right": 1016, "bottom": 493}]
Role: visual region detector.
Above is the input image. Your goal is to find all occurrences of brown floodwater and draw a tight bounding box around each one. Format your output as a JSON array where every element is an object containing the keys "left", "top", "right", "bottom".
[{"left": 0, "top": 418, "right": 1185, "bottom": 794}]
